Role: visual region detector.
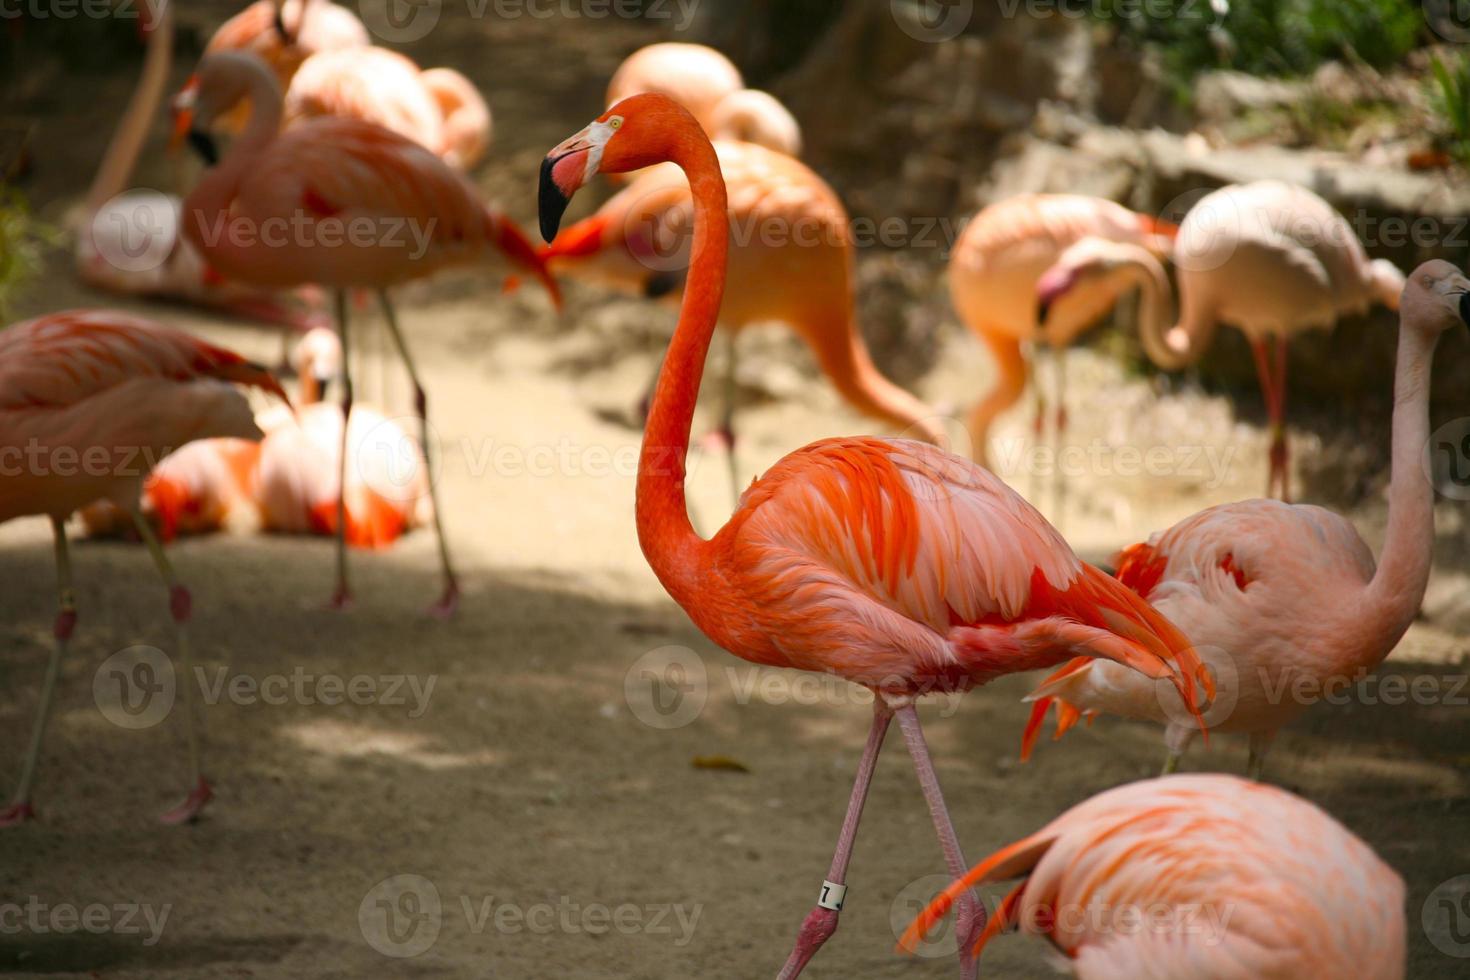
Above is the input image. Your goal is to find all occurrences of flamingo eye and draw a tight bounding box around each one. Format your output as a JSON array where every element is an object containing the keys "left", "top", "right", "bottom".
[{"left": 608, "top": 116, "right": 623, "bottom": 130}]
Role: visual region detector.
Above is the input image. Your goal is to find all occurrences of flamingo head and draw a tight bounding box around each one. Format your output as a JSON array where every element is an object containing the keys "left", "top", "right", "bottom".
[
  {"left": 539, "top": 94, "right": 701, "bottom": 243},
  {"left": 176, "top": 53, "right": 281, "bottom": 166},
  {"left": 1035, "top": 237, "right": 1158, "bottom": 335},
  {"left": 1403, "top": 259, "right": 1470, "bottom": 337}
]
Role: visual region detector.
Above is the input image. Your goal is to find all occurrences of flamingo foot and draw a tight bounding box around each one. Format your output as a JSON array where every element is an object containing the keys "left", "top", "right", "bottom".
[
  {"left": 159, "top": 777, "right": 212, "bottom": 825},
  {"left": 427, "top": 582, "right": 460, "bottom": 620},
  {"left": 777, "top": 906, "right": 839, "bottom": 979},
  {"left": 0, "top": 802, "right": 36, "bottom": 828},
  {"left": 326, "top": 587, "right": 354, "bottom": 612}
]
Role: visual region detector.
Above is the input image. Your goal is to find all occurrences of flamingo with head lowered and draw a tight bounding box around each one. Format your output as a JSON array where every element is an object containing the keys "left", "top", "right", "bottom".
[
  {"left": 538, "top": 94, "right": 1207, "bottom": 980},
  {"left": 1022, "top": 260, "right": 1459, "bottom": 780}
]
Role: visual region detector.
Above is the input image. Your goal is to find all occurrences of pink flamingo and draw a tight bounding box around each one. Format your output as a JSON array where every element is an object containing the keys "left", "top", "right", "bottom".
[
  {"left": 75, "top": 0, "right": 320, "bottom": 333},
  {"left": 254, "top": 328, "right": 431, "bottom": 548},
  {"left": 1021, "top": 260, "right": 1459, "bottom": 779},
  {"left": 947, "top": 193, "right": 1176, "bottom": 465},
  {"left": 1037, "top": 180, "right": 1404, "bottom": 499},
  {"left": 178, "top": 51, "right": 559, "bottom": 616},
  {"left": 901, "top": 774, "right": 1406, "bottom": 978},
  {"left": 79, "top": 435, "right": 261, "bottom": 541},
  {"left": 606, "top": 43, "right": 802, "bottom": 160},
  {"left": 205, "top": 0, "right": 367, "bottom": 93},
  {"left": 539, "top": 94, "right": 1207, "bottom": 980},
  {"left": 284, "top": 47, "right": 492, "bottom": 170},
  {"left": 0, "top": 310, "right": 287, "bottom": 827},
  {"left": 543, "top": 139, "right": 942, "bottom": 502}
]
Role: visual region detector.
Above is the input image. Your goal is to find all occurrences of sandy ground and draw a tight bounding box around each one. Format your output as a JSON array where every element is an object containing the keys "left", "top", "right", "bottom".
[{"left": 4, "top": 8, "right": 1470, "bottom": 979}]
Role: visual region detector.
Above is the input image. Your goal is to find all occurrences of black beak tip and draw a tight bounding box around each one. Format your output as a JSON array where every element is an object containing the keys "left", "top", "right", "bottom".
[
  {"left": 272, "top": 8, "right": 289, "bottom": 41},
  {"left": 1458, "top": 290, "right": 1470, "bottom": 328},
  {"left": 187, "top": 130, "right": 219, "bottom": 167},
  {"left": 1036, "top": 300, "right": 1052, "bottom": 327},
  {"left": 538, "top": 157, "right": 569, "bottom": 244}
]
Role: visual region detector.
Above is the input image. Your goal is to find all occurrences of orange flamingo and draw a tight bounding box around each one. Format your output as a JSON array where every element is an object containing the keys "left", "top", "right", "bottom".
[
  {"left": 543, "top": 139, "right": 942, "bottom": 501},
  {"left": 284, "top": 47, "right": 492, "bottom": 170},
  {"left": 1021, "top": 259, "right": 1457, "bottom": 779},
  {"left": 900, "top": 774, "right": 1406, "bottom": 978},
  {"left": 606, "top": 43, "right": 802, "bottom": 159},
  {"left": 0, "top": 310, "right": 286, "bottom": 827},
  {"left": 539, "top": 94, "right": 1206, "bottom": 980},
  {"left": 1038, "top": 181, "right": 1404, "bottom": 499},
  {"left": 255, "top": 328, "right": 431, "bottom": 548},
  {"left": 79, "top": 435, "right": 261, "bottom": 541},
  {"left": 947, "top": 193, "right": 1176, "bottom": 466},
  {"left": 76, "top": 0, "right": 320, "bottom": 332},
  {"left": 178, "top": 51, "right": 559, "bottom": 616}
]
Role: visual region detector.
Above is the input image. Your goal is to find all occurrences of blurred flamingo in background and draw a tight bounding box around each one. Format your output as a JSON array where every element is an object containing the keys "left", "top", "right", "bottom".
[
  {"left": 80, "top": 435, "right": 262, "bottom": 541},
  {"left": 205, "top": 0, "right": 367, "bottom": 93},
  {"left": 544, "top": 139, "right": 941, "bottom": 502},
  {"left": 1022, "top": 260, "right": 1456, "bottom": 779},
  {"left": 284, "top": 46, "right": 492, "bottom": 170},
  {"left": 900, "top": 774, "right": 1406, "bottom": 979},
  {"left": 0, "top": 310, "right": 286, "bottom": 827},
  {"left": 606, "top": 42, "right": 802, "bottom": 159},
  {"left": 178, "top": 51, "right": 559, "bottom": 616},
  {"left": 539, "top": 93, "right": 1207, "bottom": 980},
  {"left": 947, "top": 193, "right": 1176, "bottom": 468},
  {"left": 75, "top": 0, "right": 320, "bottom": 332},
  {"left": 255, "top": 327, "right": 431, "bottom": 548},
  {"left": 1039, "top": 180, "right": 1404, "bottom": 499}
]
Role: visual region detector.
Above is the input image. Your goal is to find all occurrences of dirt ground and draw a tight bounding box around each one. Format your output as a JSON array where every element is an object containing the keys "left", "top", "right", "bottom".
[{"left": 3, "top": 7, "right": 1470, "bottom": 979}]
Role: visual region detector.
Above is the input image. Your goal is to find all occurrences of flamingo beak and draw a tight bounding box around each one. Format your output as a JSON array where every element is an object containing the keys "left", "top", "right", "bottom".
[
  {"left": 1035, "top": 266, "right": 1078, "bottom": 329},
  {"left": 187, "top": 130, "right": 219, "bottom": 167},
  {"left": 1459, "top": 290, "right": 1470, "bottom": 328},
  {"left": 170, "top": 80, "right": 199, "bottom": 156},
  {"left": 539, "top": 125, "right": 601, "bottom": 243}
]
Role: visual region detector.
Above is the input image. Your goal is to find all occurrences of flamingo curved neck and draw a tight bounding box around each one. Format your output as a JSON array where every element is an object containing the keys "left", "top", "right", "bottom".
[
  {"left": 1129, "top": 256, "right": 1214, "bottom": 370},
  {"left": 1362, "top": 323, "right": 1437, "bottom": 653},
  {"left": 86, "top": 4, "right": 174, "bottom": 213},
  {"left": 635, "top": 132, "right": 728, "bottom": 604}
]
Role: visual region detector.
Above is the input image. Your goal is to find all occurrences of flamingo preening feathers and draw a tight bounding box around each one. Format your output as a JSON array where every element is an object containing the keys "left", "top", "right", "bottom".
[
  {"left": 1038, "top": 180, "right": 1404, "bottom": 500},
  {"left": 539, "top": 93, "right": 1206, "bottom": 980},
  {"left": 0, "top": 310, "right": 287, "bottom": 827},
  {"left": 901, "top": 774, "right": 1407, "bottom": 979},
  {"left": 1022, "top": 259, "right": 1460, "bottom": 779}
]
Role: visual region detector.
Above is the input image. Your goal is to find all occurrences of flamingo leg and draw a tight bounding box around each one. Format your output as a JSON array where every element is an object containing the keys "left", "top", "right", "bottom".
[
  {"left": 720, "top": 327, "right": 741, "bottom": 507},
  {"left": 776, "top": 702, "right": 892, "bottom": 980},
  {"left": 378, "top": 290, "right": 460, "bottom": 618},
  {"left": 1048, "top": 346, "right": 1068, "bottom": 528},
  {"left": 1272, "top": 335, "right": 1290, "bottom": 502},
  {"left": 330, "top": 289, "right": 354, "bottom": 610},
  {"left": 1247, "top": 730, "right": 1277, "bottom": 781},
  {"left": 132, "top": 509, "right": 212, "bottom": 824},
  {"left": 0, "top": 516, "right": 76, "bottom": 827},
  {"left": 1249, "top": 337, "right": 1288, "bottom": 500},
  {"left": 895, "top": 704, "right": 985, "bottom": 979}
]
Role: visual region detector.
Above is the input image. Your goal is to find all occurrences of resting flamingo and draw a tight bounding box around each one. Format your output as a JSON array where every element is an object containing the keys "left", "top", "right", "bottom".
[
  {"left": 0, "top": 310, "right": 287, "bottom": 827},
  {"left": 1037, "top": 180, "right": 1404, "bottom": 499},
  {"left": 543, "top": 139, "right": 941, "bottom": 501},
  {"left": 283, "top": 47, "right": 492, "bottom": 170},
  {"left": 1021, "top": 260, "right": 1458, "bottom": 779},
  {"left": 178, "top": 51, "right": 559, "bottom": 616},
  {"left": 76, "top": 0, "right": 319, "bottom": 332},
  {"left": 255, "top": 327, "right": 431, "bottom": 548},
  {"left": 539, "top": 94, "right": 1207, "bottom": 980},
  {"left": 606, "top": 43, "right": 802, "bottom": 160},
  {"left": 79, "top": 435, "right": 261, "bottom": 541},
  {"left": 947, "top": 193, "right": 1176, "bottom": 467},
  {"left": 900, "top": 774, "right": 1406, "bottom": 978}
]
